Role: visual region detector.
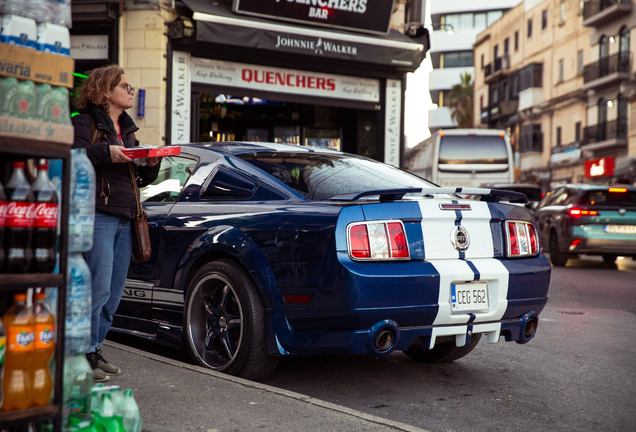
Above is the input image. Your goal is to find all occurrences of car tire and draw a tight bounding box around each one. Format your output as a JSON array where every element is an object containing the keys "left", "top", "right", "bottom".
[
  {"left": 184, "top": 259, "right": 280, "bottom": 381},
  {"left": 403, "top": 334, "right": 482, "bottom": 363},
  {"left": 549, "top": 232, "right": 570, "bottom": 267}
]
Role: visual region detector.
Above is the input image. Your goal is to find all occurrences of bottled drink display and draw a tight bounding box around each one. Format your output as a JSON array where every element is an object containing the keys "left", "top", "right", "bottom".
[
  {"left": 2, "top": 293, "right": 35, "bottom": 411},
  {"left": 31, "top": 160, "right": 59, "bottom": 273},
  {"left": 95, "top": 392, "right": 125, "bottom": 432},
  {"left": 31, "top": 291, "right": 55, "bottom": 407},
  {"left": 0, "top": 311, "right": 6, "bottom": 408},
  {"left": 118, "top": 388, "right": 142, "bottom": 432},
  {"left": 69, "top": 149, "right": 95, "bottom": 253},
  {"left": 0, "top": 78, "right": 37, "bottom": 120},
  {"left": 0, "top": 179, "right": 6, "bottom": 270},
  {"left": 36, "top": 84, "right": 72, "bottom": 125},
  {"left": 66, "top": 252, "right": 91, "bottom": 354},
  {"left": 3, "top": 161, "right": 35, "bottom": 273},
  {"left": 63, "top": 352, "right": 94, "bottom": 423}
]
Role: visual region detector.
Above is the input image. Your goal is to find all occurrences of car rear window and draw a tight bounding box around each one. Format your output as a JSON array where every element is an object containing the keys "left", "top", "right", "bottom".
[
  {"left": 439, "top": 135, "right": 509, "bottom": 164},
  {"left": 579, "top": 189, "right": 636, "bottom": 207},
  {"left": 238, "top": 152, "right": 434, "bottom": 200}
]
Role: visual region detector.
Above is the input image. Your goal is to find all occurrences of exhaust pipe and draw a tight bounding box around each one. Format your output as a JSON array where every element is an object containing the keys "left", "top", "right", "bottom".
[
  {"left": 367, "top": 320, "right": 400, "bottom": 356},
  {"left": 517, "top": 311, "right": 539, "bottom": 344},
  {"left": 374, "top": 329, "right": 395, "bottom": 352}
]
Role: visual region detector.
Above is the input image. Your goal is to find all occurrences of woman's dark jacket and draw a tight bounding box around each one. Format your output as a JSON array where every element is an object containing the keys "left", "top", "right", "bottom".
[{"left": 71, "top": 103, "right": 160, "bottom": 220}]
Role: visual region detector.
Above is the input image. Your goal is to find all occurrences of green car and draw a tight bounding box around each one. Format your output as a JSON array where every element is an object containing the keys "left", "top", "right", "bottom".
[{"left": 535, "top": 184, "right": 636, "bottom": 266}]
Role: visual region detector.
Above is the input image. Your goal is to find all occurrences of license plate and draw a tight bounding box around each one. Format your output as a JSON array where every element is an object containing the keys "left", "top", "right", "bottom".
[
  {"left": 451, "top": 282, "right": 490, "bottom": 314},
  {"left": 604, "top": 225, "right": 636, "bottom": 233}
]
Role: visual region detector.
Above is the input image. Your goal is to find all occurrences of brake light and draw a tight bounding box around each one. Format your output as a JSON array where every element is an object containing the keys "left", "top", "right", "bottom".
[
  {"left": 569, "top": 208, "right": 598, "bottom": 217},
  {"left": 569, "top": 239, "right": 582, "bottom": 251},
  {"left": 506, "top": 221, "right": 539, "bottom": 257},
  {"left": 348, "top": 221, "right": 410, "bottom": 261},
  {"left": 609, "top": 188, "right": 627, "bottom": 193}
]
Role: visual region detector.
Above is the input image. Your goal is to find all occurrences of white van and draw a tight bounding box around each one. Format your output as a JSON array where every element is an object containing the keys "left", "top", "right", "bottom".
[{"left": 407, "top": 129, "right": 515, "bottom": 187}]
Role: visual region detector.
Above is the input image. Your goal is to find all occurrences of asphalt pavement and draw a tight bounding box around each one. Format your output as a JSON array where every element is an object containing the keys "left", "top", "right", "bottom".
[{"left": 101, "top": 340, "right": 429, "bottom": 432}]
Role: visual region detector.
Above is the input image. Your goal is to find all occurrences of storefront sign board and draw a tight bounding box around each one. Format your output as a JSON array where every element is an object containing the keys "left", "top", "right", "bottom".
[
  {"left": 190, "top": 57, "right": 380, "bottom": 103},
  {"left": 384, "top": 79, "right": 401, "bottom": 167},
  {"left": 585, "top": 156, "right": 615, "bottom": 178},
  {"left": 233, "top": 0, "right": 395, "bottom": 35},
  {"left": 171, "top": 51, "right": 191, "bottom": 144},
  {"left": 70, "top": 35, "right": 109, "bottom": 60}
]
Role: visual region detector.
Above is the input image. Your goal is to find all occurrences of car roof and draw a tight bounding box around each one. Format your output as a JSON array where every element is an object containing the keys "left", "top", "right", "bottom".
[
  {"left": 550, "top": 183, "right": 636, "bottom": 192},
  {"left": 481, "top": 183, "right": 540, "bottom": 189},
  {"left": 180, "top": 142, "right": 343, "bottom": 156}
]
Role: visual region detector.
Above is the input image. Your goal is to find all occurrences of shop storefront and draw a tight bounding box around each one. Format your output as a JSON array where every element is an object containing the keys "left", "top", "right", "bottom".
[{"left": 166, "top": 0, "right": 428, "bottom": 167}]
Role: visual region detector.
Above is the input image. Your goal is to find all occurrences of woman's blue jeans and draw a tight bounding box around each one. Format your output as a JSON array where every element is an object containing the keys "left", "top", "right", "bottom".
[{"left": 84, "top": 211, "right": 132, "bottom": 354}]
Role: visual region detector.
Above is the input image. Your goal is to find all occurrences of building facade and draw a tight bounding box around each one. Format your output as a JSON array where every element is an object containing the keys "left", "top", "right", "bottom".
[
  {"left": 69, "top": 0, "right": 430, "bottom": 169},
  {"left": 428, "top": 0, "right": 522, "bottom": 133},
  {"left": 474, "top": 0, "right": 636, "bottom": 190}
]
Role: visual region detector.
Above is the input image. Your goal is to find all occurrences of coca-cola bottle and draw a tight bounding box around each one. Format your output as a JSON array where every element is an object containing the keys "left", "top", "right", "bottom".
[
  {"left": 3, "top": 161, "right": 36, "bottom": 273},
  {"left": 0, "top": 178, "right": 6, "bottom": 270},
  {"left": 31, "top": 159, "right": 58, "bottom": 273}
]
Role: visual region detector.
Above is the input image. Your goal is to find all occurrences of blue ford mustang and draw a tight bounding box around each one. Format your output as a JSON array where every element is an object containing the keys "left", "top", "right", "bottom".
[{"left": 115, "top": 142, "right": 551, "bottom": 381}]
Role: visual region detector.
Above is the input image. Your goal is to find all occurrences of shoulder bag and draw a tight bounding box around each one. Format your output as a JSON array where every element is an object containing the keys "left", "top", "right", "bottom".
[{"left": 127, "top": 150, "right": 151, "bottom": 263}]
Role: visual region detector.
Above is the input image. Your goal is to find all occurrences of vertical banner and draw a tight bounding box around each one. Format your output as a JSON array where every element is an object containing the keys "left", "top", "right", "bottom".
[
  {"left": 384, "top": 79, "right": 401, "bottom": 167},
  {"left": 171, "top": 51, "right": 191, "bottom": 144}
]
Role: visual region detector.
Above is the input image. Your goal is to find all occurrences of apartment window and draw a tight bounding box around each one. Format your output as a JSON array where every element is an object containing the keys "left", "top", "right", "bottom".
[
  {"left": 528, "top": 19, "right": 533, "bottom": 38},
  {"left": 481, "top": 54, "right": 485, "bottom": 68},
  {"left": 504, "top": 38, "right": 509, "bottom": 56},
  {"left": 542, "top": 9, "right": 547, "bottom": 30},
  {"left": 577, "top": 50, "right": 584, "bottom": 74},
  {"left": 560, "top": 1, "right": 566, "bottom": 23},
  {"left": 474, "top": 13, "right": 487, "bottom": 28},
  {"left": 558, "top": 59, "right": 564, "bottom": 82},
  {"left": 575, "top": 122, "right": 581, "bottom": 143},
  {"left": 556, "top": 126, "right": 562, "bottom": 146},
  {"left": 514, "top": 31, "right": 519, "bottom": 51},
  {"left": 442, "top": 51, "right": 474, "bottom": 68},
  {"left": 487, "top": 10, "right": 504, "bottom": 25},
  {"left": 480, "top": 95, "right": 484, "bottom": 109},
  {"left": 432, "top": 90, "right": 451, "bottom": 107}
]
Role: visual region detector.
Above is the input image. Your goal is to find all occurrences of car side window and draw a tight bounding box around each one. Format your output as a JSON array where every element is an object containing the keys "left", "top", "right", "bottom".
[
  {"left": 140, "top": 156, "right": 197, "bottom": 203},
  {"left": 552, "top": 189, "right": 569, "bottom": 206},
  {"left": 539, "top": 187, "right": 562, "bottom": 207},
  {"left": 200, "top": 166, "right": 257, "bottom": 200}
]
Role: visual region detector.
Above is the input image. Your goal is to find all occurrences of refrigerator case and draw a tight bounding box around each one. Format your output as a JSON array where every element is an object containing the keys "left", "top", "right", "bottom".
[{"left": 303, "top": 127, "right": 341, "bottom": 150}]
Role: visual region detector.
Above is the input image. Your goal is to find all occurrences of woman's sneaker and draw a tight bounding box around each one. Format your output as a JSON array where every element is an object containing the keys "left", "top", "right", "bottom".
[{"left": 86, "top": 348, "right": 121, "bottom": 376}]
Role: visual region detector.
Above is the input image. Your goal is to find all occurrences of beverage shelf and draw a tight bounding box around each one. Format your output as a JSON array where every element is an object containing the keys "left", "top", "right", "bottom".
[
  {"left": 0, "top": 273, "right": 65, "bottom": 290},
  {"left": 0, "top": 116, "right": 73, "bottom": 153},
  {"left": 0, "top": 405, "right": 61, "bottom": 427}
]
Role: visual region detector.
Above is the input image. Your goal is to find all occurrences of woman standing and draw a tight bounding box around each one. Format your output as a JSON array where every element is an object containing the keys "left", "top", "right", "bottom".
[{"left": 72, "top": 65, "right": 161, "bottom": 382}]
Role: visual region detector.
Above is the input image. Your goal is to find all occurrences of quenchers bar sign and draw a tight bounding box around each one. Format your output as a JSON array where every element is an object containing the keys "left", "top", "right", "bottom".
[
  {"left": 233, "top": 0, "right": 395, "bottom": 35},
  {"left": 191, "top": 57, "right": 380, "bottom": 103}
]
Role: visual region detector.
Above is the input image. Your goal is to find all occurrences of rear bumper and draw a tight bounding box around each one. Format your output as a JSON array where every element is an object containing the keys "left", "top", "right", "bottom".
[{"left": 566, "top": 229, "right": 636, "bottom": 255}]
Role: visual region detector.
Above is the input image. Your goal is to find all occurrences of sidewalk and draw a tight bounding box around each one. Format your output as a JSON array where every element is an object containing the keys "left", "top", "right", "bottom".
[{"left": 102, "top": 340, "right": 429, "bottom": 432}]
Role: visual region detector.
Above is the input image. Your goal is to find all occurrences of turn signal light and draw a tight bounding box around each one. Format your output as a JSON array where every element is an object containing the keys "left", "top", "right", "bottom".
[
  {"left": 505, "top": 221, "right": 539, "bottom": 257},
  {"left": 348, "top": 221, "right": 410, "bottom": 261},
  {"left": 569, "top": 208, "right": 599, "bottom": 217}
]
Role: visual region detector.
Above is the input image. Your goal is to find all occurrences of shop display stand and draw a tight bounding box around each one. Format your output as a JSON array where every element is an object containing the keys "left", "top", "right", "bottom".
[{"left": 0, "top": 46, "right": 74, "bottom": 432}]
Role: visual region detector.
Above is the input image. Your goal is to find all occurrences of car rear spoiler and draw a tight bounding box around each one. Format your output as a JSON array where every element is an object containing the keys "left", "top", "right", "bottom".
[{"left": 330, "top": 187, "right": 528, "bottom": 204}]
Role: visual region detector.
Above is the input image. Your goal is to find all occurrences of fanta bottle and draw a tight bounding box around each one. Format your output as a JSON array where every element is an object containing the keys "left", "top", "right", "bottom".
[
  {"left": 32, "top": 292, "right": 55, "bottom": 406},
  {"left": 2, "top": 293, "right": 35, "bottom": 411}
]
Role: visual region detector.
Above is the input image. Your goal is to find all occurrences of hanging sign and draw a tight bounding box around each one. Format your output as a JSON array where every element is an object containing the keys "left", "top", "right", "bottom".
[
  {"left": 171, "top": 51, "right": 191, "bottom": 144},
  {"left": 233, "top": 0, "right": 395, "bottom": 35},
  {"left": 190, "top": 57, "right": 380, "bottom": 103},
  {"left": 384, "top": 79, "right": 401, "bottom": 167},
  {"left": 585, "top": 156, "right": 615, "bottom": 178}
]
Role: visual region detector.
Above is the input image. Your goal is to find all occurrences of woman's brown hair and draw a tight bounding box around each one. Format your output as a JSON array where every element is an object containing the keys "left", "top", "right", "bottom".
[{"left": 77, "top": 65, "right": 125, "bottom": 112}]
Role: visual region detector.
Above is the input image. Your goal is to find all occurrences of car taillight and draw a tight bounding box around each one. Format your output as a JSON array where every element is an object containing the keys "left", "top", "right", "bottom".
[
  {"left": 569, "top": 208, "right": 599, "bottom": 217},
  {"left": 347, "top": 221, "right": 410, "bottom": 261},
  {"left": 505, "top": 221, "right": 539, "bottom": 257},
  {"left": 609, "top": 188, "right": 627, "bottom": 193}
]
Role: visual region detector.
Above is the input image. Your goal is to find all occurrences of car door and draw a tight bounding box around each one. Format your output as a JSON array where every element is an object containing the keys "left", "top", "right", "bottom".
[{"left": 121, "top": 155, "right": 198, "bottom": 320}]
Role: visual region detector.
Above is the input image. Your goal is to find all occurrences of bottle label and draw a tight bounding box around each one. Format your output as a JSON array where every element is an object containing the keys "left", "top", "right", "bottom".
[
  {"left": 0, "top": 200, "right": 6, "bottom": 225},
  {"left": 7, "top": 326, "right": 35, "bottom": 351},
  {"left": 65, "top": 394, "right": 90, "bottom": 417},
  {"left": 35, "top": 323, "right": 55, "bottom": 349},
  {"left": 34, "top": 202, "right": 58, "bottom": 228},
  {"left": 6, "top": 201, "right": 36, "bottom": 227},
  {"left": 0, "top": 336, "right": 6, "bottom": 364}
]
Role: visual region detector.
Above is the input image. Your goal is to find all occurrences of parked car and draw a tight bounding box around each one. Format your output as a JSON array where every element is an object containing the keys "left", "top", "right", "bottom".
[
  {"left": 479, "top": 183, "right": 543, "bottom": 212},
  {"left": 535, "top": 184, "right": 636, "bottom": 266},
  {"left": 116, "top": 142, "right": 551, "bottom": 381}
]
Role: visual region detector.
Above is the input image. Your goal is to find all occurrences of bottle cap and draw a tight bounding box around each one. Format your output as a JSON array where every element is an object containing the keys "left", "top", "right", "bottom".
[
  {"left": 13, "top": 161, "right": 25, "bottom": 168},
  {"left": 38, "top": 162, "right": 49, "bottom": 170},
  {"left": 35, "top": 292, "right": 47, "bottom": 300},
  {"left": 14, "top": 293, "right": 27, "bottom": 301}
]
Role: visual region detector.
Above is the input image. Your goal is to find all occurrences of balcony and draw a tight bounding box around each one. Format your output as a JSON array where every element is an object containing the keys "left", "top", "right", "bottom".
[
  {"left": 583, "top": 118, "right": 628, "bottom": 151},
  {"left": 518, "top": 88, "right": 543, "bottom": 112},
  {"left": 484, "top": 54, "right": 511, "bottom": 84},
  {"left": 582, "top": 53, "right": 631, "bottom": 90},
  {"left": 428, "top": 106, "right": 456, "bottom": 130},
  {"left": 583, "top": 0, "right": 632, "bottom": 27}
]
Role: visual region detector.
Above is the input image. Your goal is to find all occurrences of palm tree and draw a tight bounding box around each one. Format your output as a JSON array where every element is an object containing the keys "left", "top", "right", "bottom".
[{"left": 449, "top": 72, "right": 474, "bottom": 128}]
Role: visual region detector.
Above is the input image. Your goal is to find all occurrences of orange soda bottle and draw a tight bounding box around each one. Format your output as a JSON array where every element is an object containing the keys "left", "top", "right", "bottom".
[
  {"left": 2, "top": 293, "right": 35, "bottom": 411},
  {"left": 32, "top": 292, "right": 55, "bottom": 406}
]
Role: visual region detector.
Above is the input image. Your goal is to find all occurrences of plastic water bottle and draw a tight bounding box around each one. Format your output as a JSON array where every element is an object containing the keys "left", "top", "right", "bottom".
[
  {"left": 69, "top": 149, "right": 95, "bottom": 253},
  {"left": 117, "top": 389, "right": 142, "bottom": 432},
  {"left": 66, "top": 252, "right": 91, "bottom": 354},
  {"left": 0, "top": 312, "right": 6, "bottom": 408},
  {"left": 36, "top": 22, "right": 70, "bottom": 56},
  {"left": 95, "top": 393, "right": 126, "bottom": 432},
  {"left": 0, "top": 14, "right": 37, "bottom": 49},
  {"left": 54, "top": 0, "right": 72, "bottom": 28},
  {"left": 63, "top": 352, "right": 94, "bottom": 424}
]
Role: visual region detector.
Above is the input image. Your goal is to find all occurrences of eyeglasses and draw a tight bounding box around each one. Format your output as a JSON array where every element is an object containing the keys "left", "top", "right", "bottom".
[{"left": 119, "top": 83, "right": 135, "bottom": 94}]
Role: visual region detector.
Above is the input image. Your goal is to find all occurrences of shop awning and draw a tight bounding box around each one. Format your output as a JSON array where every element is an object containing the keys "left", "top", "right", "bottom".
[{"left": 179, "top": 0, "right": 428, "bottom": 72}]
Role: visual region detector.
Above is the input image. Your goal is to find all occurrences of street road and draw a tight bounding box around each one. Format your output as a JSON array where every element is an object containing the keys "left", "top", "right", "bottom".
[{"left": 110, "top": 255, "right": 636, "bottom": 432}]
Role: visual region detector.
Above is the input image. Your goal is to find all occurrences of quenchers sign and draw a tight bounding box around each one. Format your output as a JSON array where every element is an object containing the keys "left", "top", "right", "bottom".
[
  {"left": 233, "top": 0, "right": 395, "bottom": 35},
  {"left": 191, "top": 57, "right": 380, "bottom": 103}
]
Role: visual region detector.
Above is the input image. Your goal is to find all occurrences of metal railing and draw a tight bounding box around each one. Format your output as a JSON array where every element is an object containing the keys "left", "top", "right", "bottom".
[
  {"left": 583, "top": 118, "right": 628, "bottom": 144},
  {"left": 583, "top": 52, "right": 631, "bottom": 83},
  {"left": 583, "top": 0, "right": 632, "bottom": 21}
]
